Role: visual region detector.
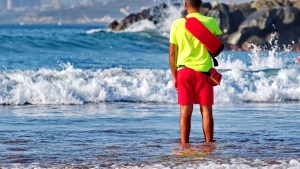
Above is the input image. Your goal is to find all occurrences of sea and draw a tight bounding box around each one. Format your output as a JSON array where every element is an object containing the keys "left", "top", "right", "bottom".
[{"left": 0, "top": 6, "right": 300, "bottom": 169}]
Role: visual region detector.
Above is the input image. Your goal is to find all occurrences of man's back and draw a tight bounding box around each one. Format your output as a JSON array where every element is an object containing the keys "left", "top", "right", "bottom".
[
  {"left": 169, "top": 0, "right": 222, "bottom": 144},
  {"left": 169, "top": 13, "right": 221, "bottom": 72}
]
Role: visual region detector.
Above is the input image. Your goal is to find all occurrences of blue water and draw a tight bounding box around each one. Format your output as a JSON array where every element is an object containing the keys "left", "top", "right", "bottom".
[
  {"left": 0, "top": 24, "right": 300, "bottom": 168},
  {"left": 0, "top": 24, "right": 168, "bottom": 71},
  {"left": 0, "top": 103, "right": 299, "bottom": 168}
]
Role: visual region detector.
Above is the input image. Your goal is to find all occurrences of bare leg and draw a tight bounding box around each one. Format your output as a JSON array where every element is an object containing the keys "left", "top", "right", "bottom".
[
  {"left": 180, "top": 105, "right": 193, "bottom": 145},
  {"left": 200, "top": 106, "right": 214, "bottom": 142}
]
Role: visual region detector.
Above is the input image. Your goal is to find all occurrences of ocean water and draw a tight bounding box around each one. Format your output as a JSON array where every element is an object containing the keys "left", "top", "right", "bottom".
[{"left": 1, "top": 8, "right": 300, "bottom": 169}]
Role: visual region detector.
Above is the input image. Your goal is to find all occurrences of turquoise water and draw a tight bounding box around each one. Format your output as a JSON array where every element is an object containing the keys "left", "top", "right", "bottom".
[{"left": 0, "top": 24, "right": 300, "bottom": 168}]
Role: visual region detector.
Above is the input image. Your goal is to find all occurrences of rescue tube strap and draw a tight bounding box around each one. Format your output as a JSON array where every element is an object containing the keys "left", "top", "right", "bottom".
[{"left": 184, "top": 16, "right": 224, "bottom": 67}]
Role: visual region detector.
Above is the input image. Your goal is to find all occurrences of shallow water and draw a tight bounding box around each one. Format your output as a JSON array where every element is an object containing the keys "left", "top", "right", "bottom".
[
  {"left": 0, "top": 103, "right": 299, "bottom": 168},
  {"left": 0, "top": 9, "right": 300, "bottom": 168}
]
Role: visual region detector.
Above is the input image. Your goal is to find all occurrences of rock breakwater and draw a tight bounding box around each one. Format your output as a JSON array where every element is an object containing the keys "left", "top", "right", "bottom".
[{"left": 109, "top": 0, "right": 300, "bottom": 51}]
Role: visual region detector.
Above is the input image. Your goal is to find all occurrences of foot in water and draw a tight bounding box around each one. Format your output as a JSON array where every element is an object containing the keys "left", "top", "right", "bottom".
[{"left": 175, "top": 142, "right": 216, "bottom": 157}]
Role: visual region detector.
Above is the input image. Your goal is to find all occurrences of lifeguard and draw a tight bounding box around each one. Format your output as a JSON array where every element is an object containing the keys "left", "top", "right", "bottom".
[{"left": 169, "top": 0, "right": 222, "bottom": 145}]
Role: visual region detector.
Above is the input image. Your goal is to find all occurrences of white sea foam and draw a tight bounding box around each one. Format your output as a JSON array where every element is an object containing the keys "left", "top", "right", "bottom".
[
  {"left": 248, "top": 44, "right": 285, "bottom": 71},
  {"left": 215, "top": 67, "right": 300, "bottom": 103},
  {"left": 0, "top": 64, "right": 175, "bottom": 105},
  {"left": 0, "top": 57, "right": 299, "bottom": 105},
  {"left": 123, "top": 20, "right": 158, "bottom": 32},
  {"left": 119, "top": 159, "right": 300, "bottom": 169},
  {"left": 218, "top": 48, "right": 290, "bottom": 71},
  {"left": 4, "top": 159, "right": 300, "bottom": 169},
  {"left": 123, "top": 2, "right": 183, "bottom": 36},
  {"left": 86, "top": 28, "right": 109, "bottom": 34}
]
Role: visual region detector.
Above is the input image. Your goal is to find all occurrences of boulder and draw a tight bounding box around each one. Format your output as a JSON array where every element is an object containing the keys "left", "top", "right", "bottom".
[
  {"left": 148, "top": 3, "right": 169, "bottom": 24},
  {"left": 251, "top": 0, "right": 275, "bottom": 10},
  {"left": 229, "top": 3, "right": 256, "bottom": 32},
  {"left": 108, "top": 3, "right": 169, "bottom": 31},
  {"left": 107, "top": 1, "right": 300, "bottom": 51},
  {"left": 108, "top": 20, "right": 122, "bottom": 31},
  {"left": 199, "top": 7, "right": 209, "bottom": 15},
  {"left": 227, "top": 27, "right": 263, "bottom": 46},
  {"left": 239, "top": 7, "right": 300, "bottom": 31},
  {"left": 269, "top": 27, "right": 300, "bottom": 46},
  {"left": 251, "top": 0, "right": 292, "bottom": 10},
  {"left": 244, "top": 35, "right": 265, "bottom": 46},
  {"left": 206, "top": 3, "right": 234, "bottom": 34},
  {"left": 227, "top": 31, "right": 242, "bottom": 45},
  {"left": 203, "top": 2, "right": 212, "bottom": 10},
  {"left": 228, "top": 6, "right": 300, "bottom": 48}
]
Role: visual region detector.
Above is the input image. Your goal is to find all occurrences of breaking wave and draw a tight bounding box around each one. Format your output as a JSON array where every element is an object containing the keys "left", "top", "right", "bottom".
[
  {"left": 0, "top": 64, "right": 175, "bottom": 105},
  {"left": 1, "top": 53, "right": 299, "bottom": 105}
]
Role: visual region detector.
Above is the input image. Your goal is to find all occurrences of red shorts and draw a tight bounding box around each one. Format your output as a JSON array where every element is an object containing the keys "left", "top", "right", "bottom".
[{"left": 177, "top": 67, "right": 214, "bottom": 106}]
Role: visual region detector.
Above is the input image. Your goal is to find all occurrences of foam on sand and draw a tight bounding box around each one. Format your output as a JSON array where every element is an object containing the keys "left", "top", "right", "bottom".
[{"left": 3, "top": 159, "right": 300, "bottom": 169}]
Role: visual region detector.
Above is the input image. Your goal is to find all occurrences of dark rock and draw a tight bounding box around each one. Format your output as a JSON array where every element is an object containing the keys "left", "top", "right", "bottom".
[
  {"left": 251, "top": 35, "right": 270, "bottom": 48},
  {"left": 227, "top": 27, "right": 263, "bottom": 46},
  {"left": 229, "top": 3, "right": 256, "bottom": 32},
  {"left": 277, "top": 0, "right": 290, "bottom": 6},
  {"left": 108, "top": 20, "right": 120, "bottom": 31},
  {"left": 108, "top": 3, "right": 170, "bottom": 31},
  {"left": 251, "top": 0, "right": 292, "bottom": 10},
  {"left": 239, "top": 8, "right": 273, "bottom": 31},
  {"left": 227, "top": 31, "right": 242, "bottom": 45},
  {"left": 272, "top": 27, "right": 300, "bottom": 46},
  {"left": 138, "top": 9, "right": 151, "bottom": 20},
  {"left": 148, "top": 3, "right": 169, "bottom": 24},
  {"left": 199, "top": 7, "right": 209, "bottom": 16},
  {"left": 108, "top": 1, "right": 300, "bottom": 51},
  {"left": 240, "top": 7, "right": 300, "bottom": 31},
  {"left": 251, "top": 0, "right": 274, "bottom": 10},
  {"left": 207, "top": 3, "right": 234, "bottom": 34},
  {"left": 228, "top": 6, "right": 300, "bottom": 48},
  {"left": 203, "top": 2, "right": 213, "bottom": 10}
]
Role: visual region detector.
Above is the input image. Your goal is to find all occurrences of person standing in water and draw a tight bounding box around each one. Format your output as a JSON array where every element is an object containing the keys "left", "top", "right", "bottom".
[{"left": 169, "top": 0, "right": 222, "bottom": 145}]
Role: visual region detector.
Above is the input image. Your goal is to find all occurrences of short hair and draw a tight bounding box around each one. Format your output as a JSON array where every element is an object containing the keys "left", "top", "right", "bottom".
[{"left": 185, "top": 0, "right": 202, "bottom": 8}]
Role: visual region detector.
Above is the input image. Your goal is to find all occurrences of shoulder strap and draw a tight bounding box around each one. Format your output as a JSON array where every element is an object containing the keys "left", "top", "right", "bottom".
[{"left": 184, "top": 17, "right": 224, "bottom": 66}]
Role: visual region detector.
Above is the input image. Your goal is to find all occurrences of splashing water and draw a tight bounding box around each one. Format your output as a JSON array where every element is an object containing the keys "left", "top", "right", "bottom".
[
  {"left": 1, "top": 22, "right": 299, "bottom": 105},
  {"left": 123, "top": 2, "right": 184, "bottom": 36}
]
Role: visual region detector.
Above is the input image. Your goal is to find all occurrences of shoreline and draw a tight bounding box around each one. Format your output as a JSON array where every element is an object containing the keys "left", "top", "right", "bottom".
[{"left": 0, "top": 102, "right": 299, "bottom": 168}]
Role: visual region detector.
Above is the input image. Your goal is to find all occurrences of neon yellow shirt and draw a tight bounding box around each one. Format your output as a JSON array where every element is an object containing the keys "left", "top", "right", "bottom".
[{"left": 169, "top": 13, "right": 222, "bottom": 72}]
